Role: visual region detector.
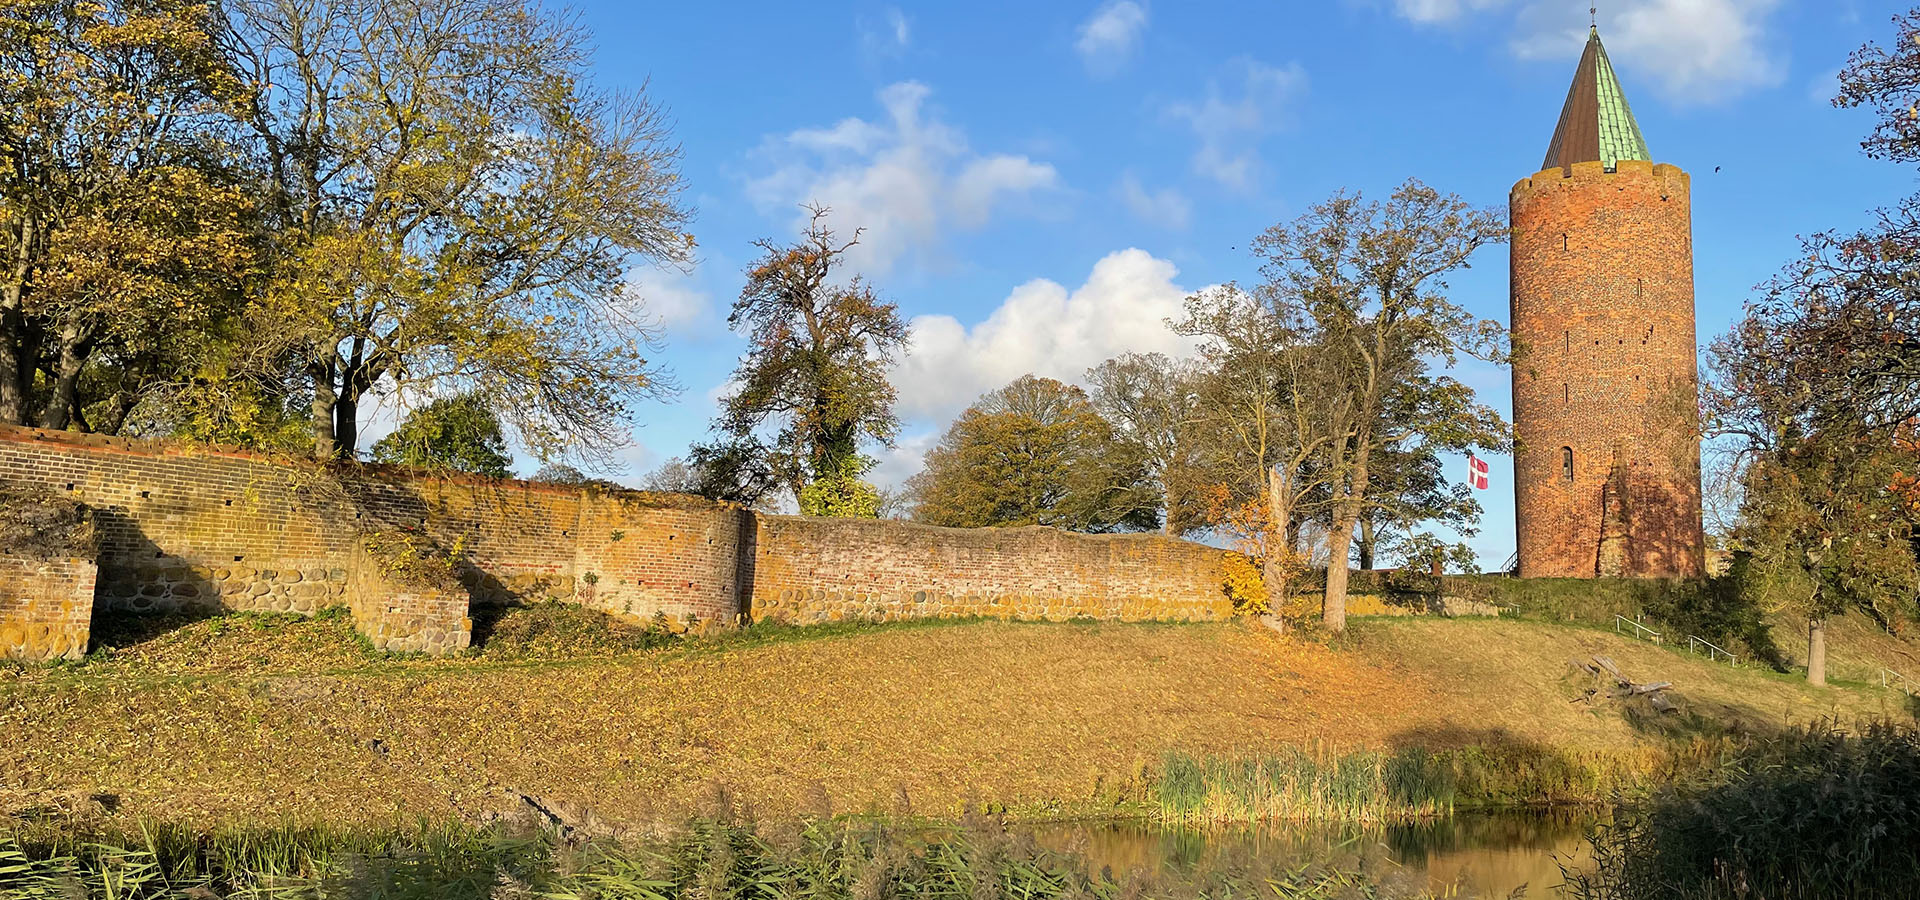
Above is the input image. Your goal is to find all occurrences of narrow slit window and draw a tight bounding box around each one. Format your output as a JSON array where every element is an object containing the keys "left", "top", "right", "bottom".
[
  {"left": 1562, "top": 447, "right": 1575, "bottom": 482},
  {"left": 1562, "top": 233, "right": 1569, "bottom": 252},
  {"left": 1563, "top": 383, "right": 1570, "bottom": 403}
]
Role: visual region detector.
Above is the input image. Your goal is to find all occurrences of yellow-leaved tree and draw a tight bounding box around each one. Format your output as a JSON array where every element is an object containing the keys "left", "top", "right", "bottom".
[{"left": 219, "top": 0, "right": 695, "bottom": 463}]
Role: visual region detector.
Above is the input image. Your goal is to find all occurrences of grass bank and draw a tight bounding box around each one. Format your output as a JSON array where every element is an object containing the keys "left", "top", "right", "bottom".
[{"left": 2, "top": 610, "right": 1907, "bottom": 830}]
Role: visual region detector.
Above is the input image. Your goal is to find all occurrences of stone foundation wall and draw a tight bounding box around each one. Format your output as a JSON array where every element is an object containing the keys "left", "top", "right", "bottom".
[{"left": 0, "top": 555, "right": 96, "bottom": 661}]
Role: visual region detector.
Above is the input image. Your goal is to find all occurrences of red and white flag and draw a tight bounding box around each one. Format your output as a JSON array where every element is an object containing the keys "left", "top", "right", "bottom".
[{"left": 1468, "top": 455, "right": 1490, "bottom": 490}]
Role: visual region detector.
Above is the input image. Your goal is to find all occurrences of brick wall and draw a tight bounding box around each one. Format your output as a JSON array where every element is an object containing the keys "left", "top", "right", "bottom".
[
  {"left": 749, "top": 516, "right": 1236, "bottom": 624},
  {"left": 0, "top": 425, "right": 1242, "bottom": 658},
  {"left": 0, "top": 555, "right": 95, "bottom": 661},
  {"left": 1509, "top": 159, "right": 1706, "bottom": 579}
]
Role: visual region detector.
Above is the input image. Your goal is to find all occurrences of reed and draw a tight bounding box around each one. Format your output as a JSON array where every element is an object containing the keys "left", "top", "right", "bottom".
[
  {"left": 1154, "top": 741, "right": 1681, "bottom": 825},
  {"left": 0, "top": 816, "right": 1443, "bottom": 899}
]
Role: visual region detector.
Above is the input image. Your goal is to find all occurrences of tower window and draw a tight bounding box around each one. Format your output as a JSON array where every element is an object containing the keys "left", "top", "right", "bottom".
[
  {"left": 1563, "top": 330, "right": 1570, "bottom": 353},
  {"left": 1563, "top": 383, "right": 1569, "bottom": 403},
  {"left": 1562, "top": 233, "right": 1569, "bottom": 252},
  {"left": 1562, "top": 447, "right": 1575, "bottom": 482}
]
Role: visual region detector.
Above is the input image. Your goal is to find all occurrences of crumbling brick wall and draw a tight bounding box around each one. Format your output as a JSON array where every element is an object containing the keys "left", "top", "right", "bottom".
[
  {"left": 0, "top": 425, "right": 1244, "bottom": 658},
  {"left": 0, "top": 484, "right": 98, "bottom": 661}
]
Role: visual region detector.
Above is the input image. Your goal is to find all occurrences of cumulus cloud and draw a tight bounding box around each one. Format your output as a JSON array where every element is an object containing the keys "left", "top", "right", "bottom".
[
  {"left": 1076, "top": 1, "right": 1149, "bottom": 75},
  {"left": 1391, "top": 0, "right": 1784, "bottom": 103},
  {"left": 746, "top": 82, "right": 1062, "bottom": 274},
  {"left": 871, "top": 429, "right": 940, "bottom": 491},
  {"left": 1117, "top": 173, "right": 1191, "bottom": 229},
  {"left": 1164, "top": 58, "right": 1307, "bottom": 189},
  {"left": 891, "top": 248, "right": 1202, "bottom": 422}
]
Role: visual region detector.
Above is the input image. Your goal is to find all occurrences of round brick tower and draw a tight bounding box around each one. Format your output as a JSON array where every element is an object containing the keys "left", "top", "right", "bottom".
[{"left": 1510, "top": 27, "right": 1704, "bottom": 579}]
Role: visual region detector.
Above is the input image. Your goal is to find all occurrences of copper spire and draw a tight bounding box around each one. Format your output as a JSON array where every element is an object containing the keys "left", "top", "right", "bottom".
[{"left": 1540, "top": 26, "right": 1651, "bottom": 172}]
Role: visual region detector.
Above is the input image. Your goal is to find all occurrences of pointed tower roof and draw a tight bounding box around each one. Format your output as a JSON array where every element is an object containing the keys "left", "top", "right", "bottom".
[{"left": 1541, "top": 27, "right": 1651, "bottom": 171}]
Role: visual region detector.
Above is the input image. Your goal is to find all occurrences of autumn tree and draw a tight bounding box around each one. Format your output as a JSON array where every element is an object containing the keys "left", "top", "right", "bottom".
[
  {"left": 368, "top": 392, "right": 513, "bottom": 478},
  {"left": 1171, "top": 282, "right": 1325, "bottom": 589},
  {"left": 1086, "top": 352, "right": 1204, "bottom": 533},
  {"left": 712, "top": 208, "right": 908, "bottom": 516},
  {"left": 217, "top": 0, "right": 694, "bottom": 462},
  {"left": 0, "top": 0, "right": 258, "bottom": 432},
  {"left": 909, "top": 374, "right": 1157, "bottom": 531},
  {"left": 1700, "top": 10, "right": 1920, "bottom": 683},
  {"left": 1187, "top": 181, "right": 1506, "bottom": 631}
]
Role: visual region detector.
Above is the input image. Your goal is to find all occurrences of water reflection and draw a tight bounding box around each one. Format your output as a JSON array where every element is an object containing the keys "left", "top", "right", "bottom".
[{"left": 1020, "top": 812, "right": 1598, "bottom": 899}]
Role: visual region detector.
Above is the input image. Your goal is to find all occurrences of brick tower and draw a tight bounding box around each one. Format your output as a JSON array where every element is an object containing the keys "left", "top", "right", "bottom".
[{"left": 1509, "top": 27, "right": 1704, "bottom": 579}]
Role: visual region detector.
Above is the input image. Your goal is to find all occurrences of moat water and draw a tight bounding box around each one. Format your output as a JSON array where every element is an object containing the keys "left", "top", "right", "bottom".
[{"left": 1021, "top": 811, "right": 1598, "bottom": 898}]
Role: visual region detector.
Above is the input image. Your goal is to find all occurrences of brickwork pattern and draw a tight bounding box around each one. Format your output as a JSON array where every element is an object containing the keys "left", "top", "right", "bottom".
[
  {"left": 1509, "top": 160, "right": 1705, "bottom": 578},
  {"left": 572, "top": 493, "right": 753, "bottom": 626},
  {"left": 749, "top": 517, "right": 1236, "bottom": 624},
  {"left": 0, "top": 555, "right": 95, "bottom": 661}
]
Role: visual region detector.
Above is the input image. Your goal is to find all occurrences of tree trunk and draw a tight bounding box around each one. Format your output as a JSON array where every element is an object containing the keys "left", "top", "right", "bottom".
[
  {"left": 1807, "top": 615, "right": 1828, "bottom": 687},
  {"left": 0, "top": 297, "right": 28, "bottom": 426},
  {"left": 37, "top": 326, "right": 90, "bottom": 431},
  {"left": 334, "top": 392, "right": 359, "bottom": 460},
  {"left": 310, "top": 360, "right": 338, "bottom": 458},
  {"left": 1263, "top": 464, "right": 1290, "bottom": 591},
  {"left": 0, "top": 333, "right": 25, "bottom": 425},
  {"left": 1324, "top": 509, "right": 1355, "bottom": 633},
  {"left": 1357, "top": 515, "right": 1376, "bottom": 570}
]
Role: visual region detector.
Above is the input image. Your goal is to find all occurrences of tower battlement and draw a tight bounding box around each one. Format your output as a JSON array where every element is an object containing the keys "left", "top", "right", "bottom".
[{"left": 1509, "top": 160, "right": 1689, "bottom": 203}]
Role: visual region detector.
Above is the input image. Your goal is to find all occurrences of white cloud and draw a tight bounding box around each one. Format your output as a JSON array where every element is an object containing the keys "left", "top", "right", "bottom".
[
  {"left": 858, "top": 7, "right": 911, "bottom": 60},
  {"left": 871, "top": 429, "right": 939, "bottom": 491},
  {"left": 1391, "top": 0, "right": 1505, "bottom": 25},
  {"left": 891, "top": 249, "right": 1202, "bottom": 422},
  {"left": 746, "top": 81, "right": 1062, "bottom": 274},
  {"left": 621, "top": 264, "right": 710, "bottom": 331},
  {"left": 1076, "top": 1, "right": 1149, "bottom": 76},
  {"left": 1164, "top": 58, "right": 1307, "bottom": 189},
  {"left": 1390, "top": 0, "right": 1784, "bottom": 103},
  {"left": 1117, "top": 173, "right": 1190, "bottom": 229}
]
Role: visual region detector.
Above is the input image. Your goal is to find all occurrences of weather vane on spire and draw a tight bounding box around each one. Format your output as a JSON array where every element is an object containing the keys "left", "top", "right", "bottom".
[{"left": 1591, "top": 5, "right": 1598, "bottom": 29}]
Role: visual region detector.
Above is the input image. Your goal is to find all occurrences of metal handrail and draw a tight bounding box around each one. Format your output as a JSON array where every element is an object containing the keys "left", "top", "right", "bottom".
[
  {"left": 1883, "top": 668, "right": 1916, "bottom": 696},
  {"left": 1614, "top": 615, "right": 1662, "bottom": 645},
  {"left": 1688, "top": 635, "right": 1738, "bottom": 666}
]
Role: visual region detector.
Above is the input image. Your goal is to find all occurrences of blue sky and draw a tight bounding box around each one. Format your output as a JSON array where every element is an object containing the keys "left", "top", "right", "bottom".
[{"left": 512, "top": 0, "right": 1914, "bottom": 567}]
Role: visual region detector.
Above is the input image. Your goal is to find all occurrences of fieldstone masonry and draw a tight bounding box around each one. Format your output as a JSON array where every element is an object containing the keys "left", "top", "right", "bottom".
[
  {"left": 0, "top": 555, "right": 96, "bottom": 661},
  {"left": 0, "top": 425, "right": 1241, "bottom": 661}
]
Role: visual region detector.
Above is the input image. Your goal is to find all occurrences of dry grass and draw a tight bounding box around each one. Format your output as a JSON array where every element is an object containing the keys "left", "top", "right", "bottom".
[{"left": 1, "top": 615, "right": 1908, "bottom": 833}]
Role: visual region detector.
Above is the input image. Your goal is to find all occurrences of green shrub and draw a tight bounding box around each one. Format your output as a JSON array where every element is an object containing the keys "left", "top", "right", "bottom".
[{"left": 1571, "top": 722, "right": 1920, "bottom": 900}]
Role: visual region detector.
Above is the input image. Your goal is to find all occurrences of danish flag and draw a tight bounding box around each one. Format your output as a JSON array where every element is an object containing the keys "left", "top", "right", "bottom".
[{"left": 1468, "top": 455, "right": 1490, "bottom": 490}]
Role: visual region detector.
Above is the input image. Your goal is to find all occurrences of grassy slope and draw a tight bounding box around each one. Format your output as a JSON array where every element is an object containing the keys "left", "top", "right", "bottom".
[{"left": 0, "top": 612, "right": 1906, "bottom": 830}]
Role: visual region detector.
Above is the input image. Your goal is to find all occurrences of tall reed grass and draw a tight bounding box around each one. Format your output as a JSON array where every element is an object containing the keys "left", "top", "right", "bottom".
[
  {"left": 1155, "top": 741, "right": 1685, "bottom": 825},
  {"left": 1, "top": 816, "right": 1437, "bottom": 900}
]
